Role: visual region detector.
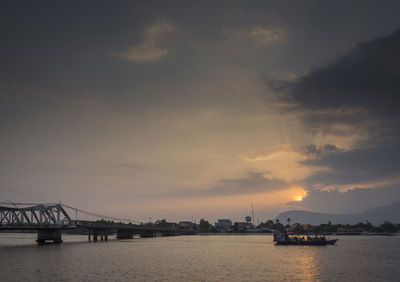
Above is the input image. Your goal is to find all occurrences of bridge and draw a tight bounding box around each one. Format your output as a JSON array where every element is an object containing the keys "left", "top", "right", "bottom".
[{"left": 0, "top": 202, "right": 179, "bottom": 243}]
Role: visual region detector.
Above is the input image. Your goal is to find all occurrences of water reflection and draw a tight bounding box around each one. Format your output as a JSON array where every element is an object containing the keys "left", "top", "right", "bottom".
[
  {"left": 0, "top": 234, "right": 399, "bottom": 281},
  {"left": 294, "top": 247, "right": 318, "bottom": 281}
]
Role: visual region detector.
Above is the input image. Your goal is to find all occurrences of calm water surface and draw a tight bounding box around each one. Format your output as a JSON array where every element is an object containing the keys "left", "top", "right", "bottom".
[{"left": 0, "top": 233, "right": 399, "bottom": 281}]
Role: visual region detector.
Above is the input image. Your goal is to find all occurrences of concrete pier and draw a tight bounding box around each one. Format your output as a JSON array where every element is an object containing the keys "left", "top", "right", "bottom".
[
  {"left": 140, "top": 230, "right": 162, "bottom": 238},
  {"left": 89, "top": 229, "right": 108, "bottom": 242},
  {"left": 37, "top": 229, "right": 63, "bottom": 243},
  {"left": 117, "top": 229, "right": 133, "bottom": 239}
]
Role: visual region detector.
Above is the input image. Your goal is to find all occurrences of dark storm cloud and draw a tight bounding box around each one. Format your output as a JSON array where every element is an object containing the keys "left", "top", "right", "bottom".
[
  {"left": 272, "top": 29, "right": 400, "bottom": 203},
  {"left": 302, "top": 141, "right": 400, "bottom": 187},
  {"left": 299, "top": 141, "right": 400, "bottom": 187},
  {"left": 281, "top": 30, "right": 400, "bottom": 113},
  {"left": 273, "top": 29, "right": 400, "bottom": 132}
]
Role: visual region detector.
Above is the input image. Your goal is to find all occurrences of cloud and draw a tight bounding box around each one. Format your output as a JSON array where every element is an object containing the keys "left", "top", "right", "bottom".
[
  {"left": 120, "top": 43, "right": 168, "bottom": 63},
  {"left": 272, "top": 29, "right": 400, "bottom": 134},
  {"left": 163, "top": 172, "right": 287, "bottom": 199},
  {"left": 288, "top": 185, "right": 400, "bottom": 214},
  {"left": 271, "top": 29, "right": 400, "bottom": 194},
  {"left": 302, "top": 141, "right": 400, "bottom": 188},
  {"left": 221, "top": 24, "right": 287, "bottom": 61},
  {"left": 226, "top": 25, "right": 287, "bottom": 46},
  {"left": 118, "top": 21, "right": 175, "bottom": 63},
  {"left": 249, "top": 26, "right": 286, "bottom": 46},
  {"left": 301, "top": 144, "right": 340, "bottom": 158},
  {"left": 204, "top": 172, "right": 287, "bottom": 196}
]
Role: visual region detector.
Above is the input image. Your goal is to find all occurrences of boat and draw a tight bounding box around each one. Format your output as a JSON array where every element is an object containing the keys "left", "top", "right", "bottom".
[{"left": 273, "top": 232, "right": 338, "bottom": 246}]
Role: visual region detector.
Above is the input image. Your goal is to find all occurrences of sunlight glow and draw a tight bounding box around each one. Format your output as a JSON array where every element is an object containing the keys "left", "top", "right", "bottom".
[{"left": 293, "top": 189, "right": 308, "bottom": 202}]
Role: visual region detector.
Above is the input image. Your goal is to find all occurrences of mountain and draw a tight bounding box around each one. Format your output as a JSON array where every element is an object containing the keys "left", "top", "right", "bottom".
[{"left": 274, "top": 202, "right": 400, "bottom": 225}]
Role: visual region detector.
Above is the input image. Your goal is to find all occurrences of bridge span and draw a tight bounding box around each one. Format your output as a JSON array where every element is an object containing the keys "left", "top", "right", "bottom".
[{"left": 0, "top": 203, "right": 178, "bottom": 243}]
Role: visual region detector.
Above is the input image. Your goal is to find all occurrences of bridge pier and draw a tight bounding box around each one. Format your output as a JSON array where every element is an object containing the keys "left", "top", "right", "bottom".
[
  {"left": 140, "top": 230, "right": 162, "bottom": 238},
  {"left": 93, "top": 230, "right": 98, "bottom": 242},
  {"left": 89, "top": 229, "right": 108, "bottom": 242},
  {"left": 162, "top": 230, "right": 177, "bottom": 236},
  {"left": 37, "top": 229, "right": 62, "bottom": 244},
  {"left": 117, "top": 229, "right": 133, "bottom": 239}
]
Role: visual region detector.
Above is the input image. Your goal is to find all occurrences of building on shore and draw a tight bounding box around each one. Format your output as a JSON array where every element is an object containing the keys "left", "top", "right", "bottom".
[
  {"left": 215, "top": 219, "right": 233, "bottom": 231},
  {"left": 233, "top": 217, "right": 255, "bottom": 232},
  {"left": 178, "top": 221, "right": 198, "bottom": 234}
]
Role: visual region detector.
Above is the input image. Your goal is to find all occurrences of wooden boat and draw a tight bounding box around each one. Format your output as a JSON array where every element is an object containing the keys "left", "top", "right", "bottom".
[{"left": 273, "top": 232, "right": 338, "bottom": 246}]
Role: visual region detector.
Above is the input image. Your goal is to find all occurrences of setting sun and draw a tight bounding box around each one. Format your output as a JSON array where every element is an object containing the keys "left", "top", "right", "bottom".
[{"left": 293, "top": 189, "right": 308, "bottom": 202}]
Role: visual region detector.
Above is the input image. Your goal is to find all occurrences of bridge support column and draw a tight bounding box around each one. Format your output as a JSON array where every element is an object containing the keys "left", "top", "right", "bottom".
[
  {"left": 93, "top": 230, "right": 98, "bottom": 242},
  {"left": 37, "top": 229, "right": 62, "bottom": 244},
  {"left": 89, "top": 229, "right": 108, "bottom": 242},
  {"left": 117, "top": 229, "right": 133, "bottom": 239},
  {"left": 140, "top": 230, "right": 162, "bottom": 238}
]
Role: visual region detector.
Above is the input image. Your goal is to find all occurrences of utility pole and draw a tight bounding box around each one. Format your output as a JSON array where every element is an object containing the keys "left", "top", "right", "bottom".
[{"left": 251, "top": 203, "right": 255, "bottom": 225}]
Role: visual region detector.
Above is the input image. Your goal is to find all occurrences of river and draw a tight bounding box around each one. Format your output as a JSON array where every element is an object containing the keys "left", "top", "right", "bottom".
[{"left": 0, "top": 233, "right": 399, "bottom": 281}]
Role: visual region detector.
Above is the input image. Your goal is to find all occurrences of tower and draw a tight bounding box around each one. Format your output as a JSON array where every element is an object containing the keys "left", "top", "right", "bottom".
[{"left": 251, "top": 203, "right": 255, "bottom": 224}]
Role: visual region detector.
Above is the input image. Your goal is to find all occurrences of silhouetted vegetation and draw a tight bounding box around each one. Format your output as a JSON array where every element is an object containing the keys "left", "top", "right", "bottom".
[
  {"left": 311, "top": 220, "right": 399, "bottom": 233},
  {"left": 255, "top": 219, "right": 399, "bottom": 234},
  {"left": 199, "top": 219, "right": 211, "bottom": 232},
  {"left": 257, "top": 219, "right": 285, "bottom": 232},
  {"left": 379, "top": 220, "right": 397, "bottom": 232}
]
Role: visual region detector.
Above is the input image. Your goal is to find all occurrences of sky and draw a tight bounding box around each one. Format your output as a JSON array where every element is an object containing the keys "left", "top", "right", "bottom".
[{"left": 1, "top": 0, "right": 400, "bottom": 223}]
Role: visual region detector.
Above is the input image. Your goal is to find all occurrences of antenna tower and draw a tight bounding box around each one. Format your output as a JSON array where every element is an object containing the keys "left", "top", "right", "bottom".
[{"left": 251, "top": 203, "right": 255, "bottom": 224}]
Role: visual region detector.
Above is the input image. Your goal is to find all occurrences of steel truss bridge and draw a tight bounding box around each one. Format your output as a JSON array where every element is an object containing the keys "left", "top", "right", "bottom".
[{"left": 0, "top": 202, "right": 178, "bottom": 243}]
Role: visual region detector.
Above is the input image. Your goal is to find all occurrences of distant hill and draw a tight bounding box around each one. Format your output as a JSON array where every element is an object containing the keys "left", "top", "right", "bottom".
[{"left": 274, "top": 202, "right": 400, "bottom": 225}]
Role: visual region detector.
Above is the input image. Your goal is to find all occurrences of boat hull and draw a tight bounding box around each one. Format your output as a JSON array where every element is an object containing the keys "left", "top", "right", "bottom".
[{"left": 275, "top": 239, "right": 338, "bottom": 246}]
